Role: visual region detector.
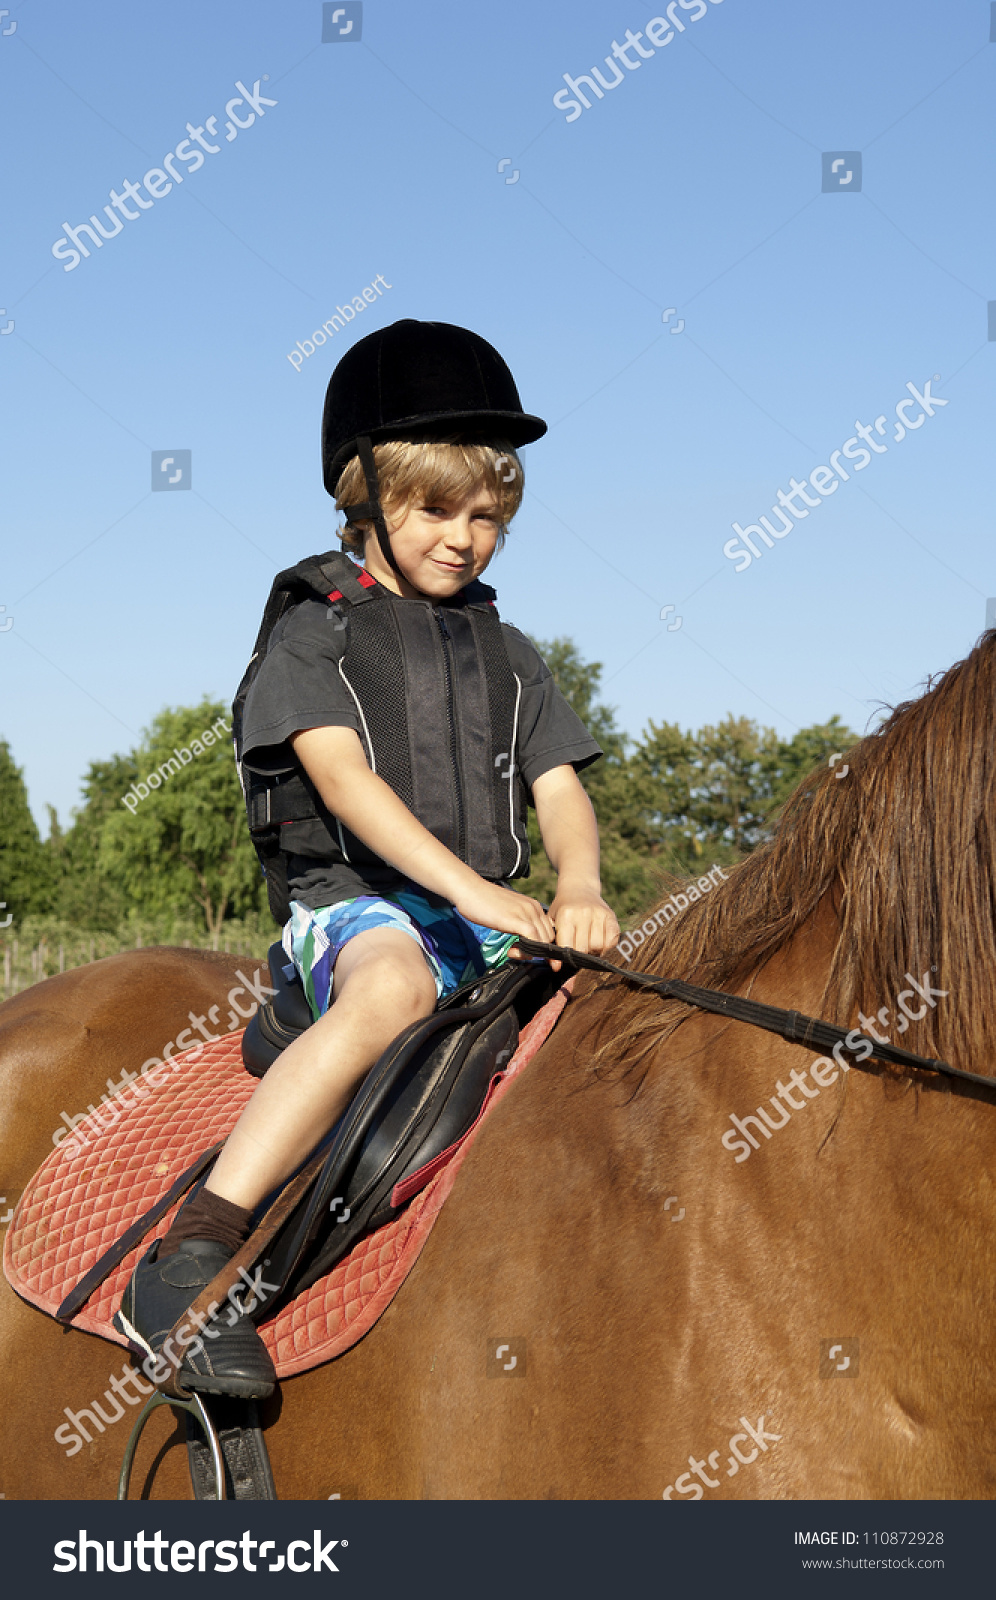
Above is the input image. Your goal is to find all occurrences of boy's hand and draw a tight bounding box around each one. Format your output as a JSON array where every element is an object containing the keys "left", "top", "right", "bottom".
[
  {"left": 452, "top": 880, "right": 556, "bottom": 948},
  {"left": 453, "top": 880, "right": 569, "bottom": 971},
  {"left": 547, "top": 887, "right": 620, "bottom": 958}
]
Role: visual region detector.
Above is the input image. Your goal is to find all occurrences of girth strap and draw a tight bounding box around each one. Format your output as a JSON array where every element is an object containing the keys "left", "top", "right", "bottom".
[{"left": 515, "top": 939, "right": 996, "bottom": 1093}]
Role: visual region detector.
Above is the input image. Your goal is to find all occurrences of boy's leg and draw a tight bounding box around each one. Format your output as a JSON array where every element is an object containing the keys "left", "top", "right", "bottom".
[
  {"left": 114, "top": 927, "right": 436, "bottom": 1397},
  {"left": 206, "top": 925, "right": 438, "bottom": 1210}
]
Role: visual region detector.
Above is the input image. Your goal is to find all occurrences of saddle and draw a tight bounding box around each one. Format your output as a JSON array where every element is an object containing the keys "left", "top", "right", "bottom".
[{"left": 243, "top": 944, "right": 565, "bottom": 1308}]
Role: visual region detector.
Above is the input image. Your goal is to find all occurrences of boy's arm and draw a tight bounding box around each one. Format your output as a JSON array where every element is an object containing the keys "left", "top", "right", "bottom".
[
  {"left": 531, "top": 764, "right": 620, "bottom": 955},
  {"left": 290, "top": 725, "right": 556, "bottom": 946}
]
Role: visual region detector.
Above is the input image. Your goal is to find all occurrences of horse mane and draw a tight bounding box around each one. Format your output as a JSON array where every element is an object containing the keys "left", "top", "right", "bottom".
[{"left": 586, "top": 631, "right": 996, "bottom": 1084}]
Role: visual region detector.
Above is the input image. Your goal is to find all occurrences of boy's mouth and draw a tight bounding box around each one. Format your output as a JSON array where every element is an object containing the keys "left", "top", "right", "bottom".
[{"left": 431, "top": 558, "right": 468, "bottom": 573}]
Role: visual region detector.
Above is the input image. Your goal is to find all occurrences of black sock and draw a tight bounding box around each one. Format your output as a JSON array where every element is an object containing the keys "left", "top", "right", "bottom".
[{"left": 158, "top": 1188, "right": 253, "bottom": 1258}]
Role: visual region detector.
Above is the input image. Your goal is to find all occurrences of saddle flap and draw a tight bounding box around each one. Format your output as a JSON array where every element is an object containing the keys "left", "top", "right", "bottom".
[{"left": 346, "top": 1005, "right": 519, "bottom": 1222}]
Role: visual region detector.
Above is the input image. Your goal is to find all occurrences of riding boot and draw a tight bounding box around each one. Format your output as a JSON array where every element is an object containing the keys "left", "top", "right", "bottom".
[{"left": 114, "top": 1238, "right": 277, "bottom": 1400}]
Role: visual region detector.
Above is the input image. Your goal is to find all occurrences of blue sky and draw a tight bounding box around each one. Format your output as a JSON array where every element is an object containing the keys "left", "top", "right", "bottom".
[{"left": 2, "top": 0, "right": 993, "bottom": 830}]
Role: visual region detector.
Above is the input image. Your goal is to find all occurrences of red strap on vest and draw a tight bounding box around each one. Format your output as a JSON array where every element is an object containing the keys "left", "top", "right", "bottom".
[{"left": 326, "top": 569, "right": 377, "bottom": 605}]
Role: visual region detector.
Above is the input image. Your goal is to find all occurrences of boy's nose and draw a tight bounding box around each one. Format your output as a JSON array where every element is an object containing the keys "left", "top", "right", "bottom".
[{"left": 442, "top": 518, "right": 474, "bottom": 548}]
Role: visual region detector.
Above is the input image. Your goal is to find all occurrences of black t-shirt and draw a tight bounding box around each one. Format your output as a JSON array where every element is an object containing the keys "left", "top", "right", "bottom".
[{"left": 240, "top": 586, "right": 603, "bottom": 908}]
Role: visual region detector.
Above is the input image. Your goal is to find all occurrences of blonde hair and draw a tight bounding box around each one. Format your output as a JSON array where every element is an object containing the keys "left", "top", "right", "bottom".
[{"left": 334, "top": 438, "right": 524, "bottom": 557}]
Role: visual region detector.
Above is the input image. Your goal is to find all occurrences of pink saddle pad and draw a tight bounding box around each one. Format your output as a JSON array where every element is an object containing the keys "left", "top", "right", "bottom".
[{"left": 3, "top": 981, "right": 572, "bottom": 1377}]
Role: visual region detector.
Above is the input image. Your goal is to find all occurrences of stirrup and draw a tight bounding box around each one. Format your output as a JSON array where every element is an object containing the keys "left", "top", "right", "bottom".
[{"left": 117, "top": 1389, "right": 225, "bottom": 1501}]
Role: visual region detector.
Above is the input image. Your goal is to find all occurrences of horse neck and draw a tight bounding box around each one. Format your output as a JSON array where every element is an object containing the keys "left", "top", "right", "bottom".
[
  {"left": 473, "top": 914, "right": 996, "bottom": 1492},
  {"left": 623, "top": 903, "right": 996, "bottom": 1364}
]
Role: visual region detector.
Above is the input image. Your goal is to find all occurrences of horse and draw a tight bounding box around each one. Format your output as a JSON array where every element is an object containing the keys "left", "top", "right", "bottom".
[{"left": 3, "top": 632, "right": 996, "bottom": 1500}]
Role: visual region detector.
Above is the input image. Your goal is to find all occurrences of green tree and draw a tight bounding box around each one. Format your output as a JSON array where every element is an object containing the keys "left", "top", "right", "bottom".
[
  {"left": 632, "top": 713, "right": 860, "bottom": 859},
  {"left": 628, "top": 719, "right": 703, "bottom": 872},
  {"left": 100, "top": 700, "right": 263, "bottom": 945},
  {"left": 52, "top": 752, "right": 140, "bottom": 930},
  {"left": 686, "top": 715, "right": 782, "bottom": 854},
  {"left": 0, "top": 739, "right": 50, "bottom": 923}
]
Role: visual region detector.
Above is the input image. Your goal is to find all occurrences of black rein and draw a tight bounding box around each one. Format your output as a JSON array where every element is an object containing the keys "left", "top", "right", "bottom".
[{"left": 514, "top": 940, "right": 996, "bottom": 1094}]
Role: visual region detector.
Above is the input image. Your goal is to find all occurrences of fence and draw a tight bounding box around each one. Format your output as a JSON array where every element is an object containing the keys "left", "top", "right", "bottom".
[{"left": 0, "top": 915, "right": 271, "bottom": 1002}]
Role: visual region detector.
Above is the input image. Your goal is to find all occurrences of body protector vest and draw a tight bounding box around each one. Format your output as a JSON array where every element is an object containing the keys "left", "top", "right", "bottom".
[{"left": 233, "top": 551, "right": 532, "bottom": 925}]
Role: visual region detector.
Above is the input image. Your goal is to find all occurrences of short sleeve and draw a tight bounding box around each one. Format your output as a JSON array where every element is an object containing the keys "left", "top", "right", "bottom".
[
  {"left": 240, "top": 598, "right": 361, "bottom": 775},
  {"left": 501, "top": 624, "right": 603, "bottom": 792}
]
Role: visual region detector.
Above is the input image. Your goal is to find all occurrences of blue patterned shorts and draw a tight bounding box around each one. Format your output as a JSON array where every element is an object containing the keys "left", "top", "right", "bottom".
[{"left": 283, "top": 885, "right": 520, "bottom": 1019}]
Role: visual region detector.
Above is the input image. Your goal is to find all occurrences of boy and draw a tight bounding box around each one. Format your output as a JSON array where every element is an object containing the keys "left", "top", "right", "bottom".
[{"left": 117, "top": 320, "right": 619, "bottom": 1396}]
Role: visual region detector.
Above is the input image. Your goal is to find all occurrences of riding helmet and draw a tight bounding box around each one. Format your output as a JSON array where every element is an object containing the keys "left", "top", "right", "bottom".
[{"left": 321, "top": 319, "right": 548, "bottom": 496}]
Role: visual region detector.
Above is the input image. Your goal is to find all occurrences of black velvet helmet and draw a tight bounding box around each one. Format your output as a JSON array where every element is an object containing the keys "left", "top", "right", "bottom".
[{"left": 321, "top": 319, "right": 547, "bottom": 496}]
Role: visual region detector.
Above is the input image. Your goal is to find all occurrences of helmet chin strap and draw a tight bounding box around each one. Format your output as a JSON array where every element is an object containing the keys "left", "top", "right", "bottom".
[{"left": 342, "top": 435, "right": 405, "bottom": 580}]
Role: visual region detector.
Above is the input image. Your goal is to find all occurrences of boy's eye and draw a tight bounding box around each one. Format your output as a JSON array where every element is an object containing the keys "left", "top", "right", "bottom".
[{"left": 418, "top": 504, "right": 499, "bottom": 524}]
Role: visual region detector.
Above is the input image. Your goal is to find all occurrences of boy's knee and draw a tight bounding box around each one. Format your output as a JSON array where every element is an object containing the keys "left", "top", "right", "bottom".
[
  {"left": 376, "top": 954, "right": 436, "bottom": 1017},
  {"left": 340, "top": 938, "right": 436, "bottom": 1017}
]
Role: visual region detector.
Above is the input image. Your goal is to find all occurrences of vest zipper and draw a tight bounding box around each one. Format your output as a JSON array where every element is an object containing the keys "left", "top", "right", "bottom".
[{"left": 434, "top": 609, "right": 466, "bottom": 861}]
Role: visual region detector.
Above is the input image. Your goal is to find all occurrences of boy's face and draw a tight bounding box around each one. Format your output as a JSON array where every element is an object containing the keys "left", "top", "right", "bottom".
[{"left": 362, "top": 488, "right": 501, "bottom": 602}]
